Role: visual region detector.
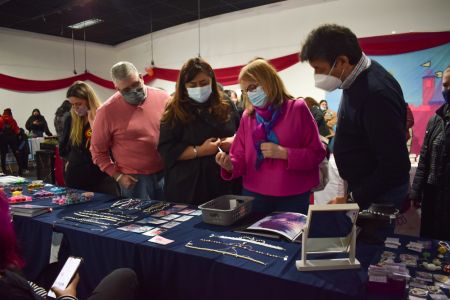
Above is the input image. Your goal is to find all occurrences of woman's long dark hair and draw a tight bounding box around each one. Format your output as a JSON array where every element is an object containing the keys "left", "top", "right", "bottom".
[{"left": 161, "top": 57, "right": 230, "bottom": 127}]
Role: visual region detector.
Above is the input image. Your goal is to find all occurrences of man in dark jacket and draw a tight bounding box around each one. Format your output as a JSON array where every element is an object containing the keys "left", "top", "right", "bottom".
[
  {"left": 300, "top": 24, "right": 410, "bottom": 209},
  {"left": 410, "top": 65, "right": 450, "bottom": 240},
  {"left": 25, "top": 109, "right": 53, "bottom": 137}
]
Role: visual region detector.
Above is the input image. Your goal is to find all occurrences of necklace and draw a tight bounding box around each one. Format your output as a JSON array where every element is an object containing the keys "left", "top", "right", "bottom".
[
  {"left": 200, "top": 238, "right": 288, "bottom": 261},
  {"left": 211, "top": 234, "right": 286, "bottom": 251},
  {"left": 63, "top": 216, "right": 112, "bottom": 226},
  {"left": 360, "top": 209, "right": 399, "bottom": 219},
  {"left": 73, "top": 212, "right": 127, "bottom": 224},
  {"left": 143, "top": 202, "right": 171, "bottom": 214},
  {"left": 74, "top": 211, "right": 135, "bottom": 222},
  {"left": 110, "top": 198, "right": 143, "bottom": 210},
  {"left": 185, "top": 241, "right": 266, "bottom": 266}
]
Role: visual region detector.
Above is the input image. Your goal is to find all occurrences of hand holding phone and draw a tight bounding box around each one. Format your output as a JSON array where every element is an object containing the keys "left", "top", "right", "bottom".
[{"left": 48, "top": 256, "right": 82, "bottom": 298}]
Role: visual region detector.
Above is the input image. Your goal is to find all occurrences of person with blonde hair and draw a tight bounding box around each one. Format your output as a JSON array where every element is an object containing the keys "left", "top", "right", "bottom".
[
  {"left": 59, "top": 81, "right": 117, "bottom": 195},
  {"left": 215, "top": 59, "right": 326, "bottom": 214},
  {"left": 158, "top": 57, "right": 237, "bottom": 205}
]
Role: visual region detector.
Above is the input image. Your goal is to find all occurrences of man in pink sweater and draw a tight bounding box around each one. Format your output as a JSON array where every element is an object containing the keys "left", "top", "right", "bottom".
[{"left": 91, "top": 61, "right": 169, "bottom": 200}]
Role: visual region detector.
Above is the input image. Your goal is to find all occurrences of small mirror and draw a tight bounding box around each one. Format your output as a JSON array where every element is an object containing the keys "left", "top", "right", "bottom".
[{"left": 296, "top": 203, "right": 361, "bottom": 271}]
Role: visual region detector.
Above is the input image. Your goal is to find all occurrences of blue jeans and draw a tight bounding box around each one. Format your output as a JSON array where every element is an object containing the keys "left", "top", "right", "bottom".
[
  {"left": 120, "top": 172, "right": 164, "bottom": 200},
  {"left": 242, "top": 189, "right": 310, "bottom": 215}
]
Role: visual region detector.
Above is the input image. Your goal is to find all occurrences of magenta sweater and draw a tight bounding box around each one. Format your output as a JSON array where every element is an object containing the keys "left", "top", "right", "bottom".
[{"left": 222, "top": 99, "right": 326, "bottom": 196}]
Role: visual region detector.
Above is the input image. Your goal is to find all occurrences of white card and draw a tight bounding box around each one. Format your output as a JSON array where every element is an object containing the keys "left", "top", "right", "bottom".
[
  {"left": 176, "top": 215, "right": 193, "bottom": 222},
  {"left": 162, "top": 214, "right": 180, "bottom": 220},
  {"left": 179, "top": 208, "right": 195, "bottom": 215},
  {"left": 369, "top": 275, "right": 387, "bottom": 283},
  {"left": 148, "top": 235, "right": 174, "bottom": 245},
  {"left": 142, "top": 227, "right": 167, "bottom": 236},
  {"left": 161, "top": 221, "right": 180, "bottom": 229}
]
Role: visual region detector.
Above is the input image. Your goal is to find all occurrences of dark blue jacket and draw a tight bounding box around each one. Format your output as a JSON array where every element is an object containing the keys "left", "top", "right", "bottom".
[{"left": 334, "top": 60, "right": 410, "bottom": 208}]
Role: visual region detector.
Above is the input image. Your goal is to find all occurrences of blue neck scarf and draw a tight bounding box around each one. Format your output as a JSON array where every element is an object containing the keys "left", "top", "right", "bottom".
[{"left": 252, "top": 103, "right": 283, "bottom": 169}]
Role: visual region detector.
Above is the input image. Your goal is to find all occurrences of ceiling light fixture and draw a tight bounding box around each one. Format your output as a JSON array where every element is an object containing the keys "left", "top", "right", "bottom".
[{"left": 68, "top": 18, "right": 103, "bottom": 30}]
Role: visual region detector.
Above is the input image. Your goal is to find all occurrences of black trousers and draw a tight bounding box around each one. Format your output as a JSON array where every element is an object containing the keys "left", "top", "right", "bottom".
[
  {"left": 65, "top": 161, "right": 119, "bottom": 196},
  {"left": 87, "top": 268, "right": 138, "bottom": 300},
  {"left": 0, "top": 134, "right": 22, "bottom": 175}
]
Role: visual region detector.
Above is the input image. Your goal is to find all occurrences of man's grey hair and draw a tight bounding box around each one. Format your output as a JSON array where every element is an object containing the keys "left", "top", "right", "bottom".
[{"left": 111, "top": 61, "right": 139, "bottom": 83}]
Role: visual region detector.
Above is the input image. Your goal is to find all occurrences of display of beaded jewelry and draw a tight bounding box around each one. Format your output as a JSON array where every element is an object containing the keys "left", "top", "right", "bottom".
[
  {"left": 33, "top": 190, "right": 55, "bottom": 198},
  {"left": 63, "top": 216, "right": 112, "bottom": 227},
  {"left": 210, "top": 234, "right": 286, "bottom": 251},
  {"left": 200, "top": 238, "right": 288, "bottom": 261},
  {"left": 359, "top": 208, "right": 399, "bottom": 220},
  {"left": 185, "top": 241, "right": 266, "bottom": 266},
  {"left": 73, "top": 211, "right": 136, "bottom": 224},
  {"left": 109, "top": 199, "right": 157, "bottom": 211},
  {"left": 143, "top": 202, "right": 171, "bottom": 215}
]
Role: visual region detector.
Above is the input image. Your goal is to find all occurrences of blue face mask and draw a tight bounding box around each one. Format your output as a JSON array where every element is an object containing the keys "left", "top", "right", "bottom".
[
  {"left": 187, "top": 85, "right": 212, "bottom": 103},
  {"left": 443, "top": 89, "right": 450, "bottom": 104},
  {"left": 247, "top": 86, "right": 267, "bottom": 108}
]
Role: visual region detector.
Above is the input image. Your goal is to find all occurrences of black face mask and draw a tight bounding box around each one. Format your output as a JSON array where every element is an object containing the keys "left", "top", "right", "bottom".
[{"left": 443, "top": 89, "right": 450, "bottom": 104}]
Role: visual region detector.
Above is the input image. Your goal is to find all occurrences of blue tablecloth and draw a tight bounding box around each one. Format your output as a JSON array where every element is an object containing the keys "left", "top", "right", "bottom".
[{"left": 13, "top": 195, "right": 383, "bottom": 300}]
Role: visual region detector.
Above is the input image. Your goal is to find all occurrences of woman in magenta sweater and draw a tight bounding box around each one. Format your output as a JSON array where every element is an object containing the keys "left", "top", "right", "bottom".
[{"left": 215, "top": 59, "right": 326, "bottom": 214}]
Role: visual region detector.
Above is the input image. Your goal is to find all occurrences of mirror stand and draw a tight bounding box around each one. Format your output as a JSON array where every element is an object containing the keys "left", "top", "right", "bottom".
[{"left": 296, "top": 223, "right": 360, "bottom": 271}]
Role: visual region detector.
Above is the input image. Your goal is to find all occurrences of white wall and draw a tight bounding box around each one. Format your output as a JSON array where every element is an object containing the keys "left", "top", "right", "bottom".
[
  {"left": 0, "top": 28, "right": 116, "bottom": 133},
  {"left": 116, "top": 0, "right": 450, "bottom": 97},
  {"left": 1, "top": 0, "right": 449, "bottom": 132}
]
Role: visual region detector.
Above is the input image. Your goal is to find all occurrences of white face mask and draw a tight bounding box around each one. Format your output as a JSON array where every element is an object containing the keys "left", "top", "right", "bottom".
[
  {"left": 314, "top": 61, "right": 345, "bottom": 92},
  {"left": 187, "top": 85, "right": 212, "bottom": 103}
]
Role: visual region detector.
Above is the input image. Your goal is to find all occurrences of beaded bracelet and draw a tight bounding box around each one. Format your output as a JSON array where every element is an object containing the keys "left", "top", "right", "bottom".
[
  {"left": 73, "top": 212, "right": 126, "bottom": 224},
  {"left": 143, "top": 202, "right": 171, "bottom": 214},
  {"left": 85, "top": 210, "right": 136, "bottom": 221},
  {"left": 185, "top": 241, "right": 266, "bottom": 266},
  {"left": 63, "top": 216, "right": 112, "bottom": 226},
  {"left": 360, "top": 208, "right": 399, "bottom": 219}
]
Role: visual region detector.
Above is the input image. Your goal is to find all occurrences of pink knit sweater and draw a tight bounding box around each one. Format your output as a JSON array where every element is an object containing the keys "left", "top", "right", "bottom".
[{"left": 222, "top": 99, "right": 326, "bottom": 196}]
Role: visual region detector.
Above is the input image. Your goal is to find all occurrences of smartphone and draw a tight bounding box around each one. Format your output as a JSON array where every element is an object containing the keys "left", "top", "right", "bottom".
[{"left": 47, "top": 256, "right": 83, "bottom": 298}]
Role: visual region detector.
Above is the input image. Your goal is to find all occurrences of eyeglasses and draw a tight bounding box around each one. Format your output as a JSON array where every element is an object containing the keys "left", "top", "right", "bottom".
[{"left": 241, "top": 83, "right": 259, "bottom": 94}]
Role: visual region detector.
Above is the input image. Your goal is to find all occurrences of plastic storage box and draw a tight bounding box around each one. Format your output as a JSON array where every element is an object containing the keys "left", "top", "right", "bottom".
[{"left": 198, "top": 195, "right": 253, "bottom": 226}]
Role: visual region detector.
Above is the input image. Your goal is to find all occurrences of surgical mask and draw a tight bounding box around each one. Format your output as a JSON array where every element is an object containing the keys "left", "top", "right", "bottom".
[
  {"left": 443, "top": 89, "right": 450, "bottom": 104},
  {"left": 187, "top": 85, "right": 212, "bottom": 103},
  {"left": 247, "top": 86, "right": 268, "bottom": 108},
  {"left": 122, "top": 85, "right": 146, "bottom": 105},
  {"left": 74, "top": 105, "right": 88, "bottom": 117},
  {"left": 314, "top": 61, "right": 344, "bottom": 92}
]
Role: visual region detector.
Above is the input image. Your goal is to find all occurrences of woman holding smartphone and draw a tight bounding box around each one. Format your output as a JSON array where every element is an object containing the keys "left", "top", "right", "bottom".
[
  {"left": 60, "top": 81, "right": 117, "bottom": 195},
  {"left": 0, "top": 192, "right": 138, "bottom": 300}
]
